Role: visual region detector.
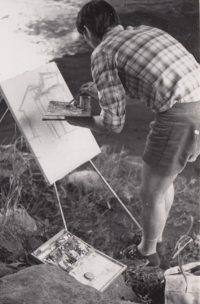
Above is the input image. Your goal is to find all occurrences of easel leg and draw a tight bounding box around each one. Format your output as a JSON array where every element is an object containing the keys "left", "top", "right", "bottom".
[
  {"left": 53, "top": 182, "right": 68, "bottom": 231},
  {"left": 0, "top": 108, "right": 9, "bottom": 124},
  {"left": 89, "top": 160, "right": 142, "bottom": 230}
]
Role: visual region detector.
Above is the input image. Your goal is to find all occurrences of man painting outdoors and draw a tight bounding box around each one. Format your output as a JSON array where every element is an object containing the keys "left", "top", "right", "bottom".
[{"left": 65, "top": 0, "right": 200, "bottom": 267}]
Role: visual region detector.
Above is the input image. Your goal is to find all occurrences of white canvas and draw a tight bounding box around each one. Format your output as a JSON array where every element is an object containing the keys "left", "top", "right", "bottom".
[{"left": 0, "top": 62, "right": 101, "bottom": 185}]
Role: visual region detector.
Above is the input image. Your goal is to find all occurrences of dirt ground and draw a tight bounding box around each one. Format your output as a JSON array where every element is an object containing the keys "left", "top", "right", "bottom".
[{"left": 0, "top": 0, "right": 199, "bottom": 278}]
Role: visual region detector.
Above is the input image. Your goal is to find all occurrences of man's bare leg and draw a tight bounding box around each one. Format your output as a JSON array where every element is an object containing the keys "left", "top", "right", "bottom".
[
  {"left": 137, "top": 161, "right": 177, "bottom": 256},
  {"left": 157, "top": 183, "right": 174, "bottom": 243}
]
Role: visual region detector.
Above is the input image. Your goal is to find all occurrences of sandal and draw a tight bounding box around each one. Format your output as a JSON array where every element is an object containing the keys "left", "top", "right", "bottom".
[
  {"left": 123, "top": 244, "right": 160, "bottom": 267},
  {"left": 121, "top": 232, "right": 165, "bottom": 259}
]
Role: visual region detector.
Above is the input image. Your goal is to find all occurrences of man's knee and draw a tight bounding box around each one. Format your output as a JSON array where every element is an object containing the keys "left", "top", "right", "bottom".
[
  {"left": 139, "top": 184, "right": 165, "bottom": 206},
  {"left": 139, "top": 185, "right": 151, "bottom": 203}
]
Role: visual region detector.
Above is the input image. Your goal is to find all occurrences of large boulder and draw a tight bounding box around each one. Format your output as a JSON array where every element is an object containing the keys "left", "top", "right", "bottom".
[{"left": 0, "top": 264, "right": 140, "bottom": 304}]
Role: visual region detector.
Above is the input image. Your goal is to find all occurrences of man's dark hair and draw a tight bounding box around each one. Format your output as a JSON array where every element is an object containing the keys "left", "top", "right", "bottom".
[{"left": 76, "top": 0, "right": 120, "bottom": 40}]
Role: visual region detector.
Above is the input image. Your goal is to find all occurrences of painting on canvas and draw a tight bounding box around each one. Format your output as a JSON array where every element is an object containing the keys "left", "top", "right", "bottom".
[{"left": 0, "top": 62, "right": 101, "bottom": 185}]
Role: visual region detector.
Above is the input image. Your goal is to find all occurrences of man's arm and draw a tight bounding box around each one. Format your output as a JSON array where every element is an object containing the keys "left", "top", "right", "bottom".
[
  {"left": 66, "top": 52, "right": 126, "bottom": 133},
  {"left": 91, "top": 52, "right": 126, "bottom": 132},
  {"left": 65, "top": 115, "right": 110, "bottom": 133}
]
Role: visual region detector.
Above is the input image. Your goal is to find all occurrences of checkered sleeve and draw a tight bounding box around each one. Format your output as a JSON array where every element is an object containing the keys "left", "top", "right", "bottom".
[{"left": 91, "top": 51, "right": 126, "bottom": 133}]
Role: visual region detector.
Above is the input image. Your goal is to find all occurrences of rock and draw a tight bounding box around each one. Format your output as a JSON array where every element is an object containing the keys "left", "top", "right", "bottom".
[
  {"left": 0, "top": 208, "right": 37, "bottom": 233},
  {"left": 0, "top": 262, "right": 18, "bottom": 278},
  {"left": 66, "top": 170, "right": 104, "bottom": 192},
  {"left": 105, "top": 274, "right": 139, "bottom": 302},
  {"left": 0, "top": 264, "right": 140, "bottom": 304}
]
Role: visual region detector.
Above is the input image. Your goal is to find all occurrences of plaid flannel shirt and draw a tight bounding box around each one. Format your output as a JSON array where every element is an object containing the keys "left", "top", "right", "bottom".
[{"left": 91, "top": 25, "right": 200, "bottom": 133}]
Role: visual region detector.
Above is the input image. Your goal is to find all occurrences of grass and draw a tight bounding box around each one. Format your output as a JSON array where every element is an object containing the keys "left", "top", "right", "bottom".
[{"left": 0, "top": 138, "right": 199, "bottom": 303}]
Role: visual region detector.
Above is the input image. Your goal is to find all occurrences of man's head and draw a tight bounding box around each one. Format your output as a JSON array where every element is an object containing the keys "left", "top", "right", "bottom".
[{"left": 76, "top": 0, "right": 120, "bottom": 42}]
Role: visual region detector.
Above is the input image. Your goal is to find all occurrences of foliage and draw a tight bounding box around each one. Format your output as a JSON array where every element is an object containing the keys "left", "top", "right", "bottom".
[{"left": 0, "top": 139, "right": 199, "bottom": 303}]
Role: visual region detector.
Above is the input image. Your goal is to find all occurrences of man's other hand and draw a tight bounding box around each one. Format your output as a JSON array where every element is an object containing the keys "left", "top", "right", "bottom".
[{"left": 80, "top": 82, "right": 98, "bottom": 100}]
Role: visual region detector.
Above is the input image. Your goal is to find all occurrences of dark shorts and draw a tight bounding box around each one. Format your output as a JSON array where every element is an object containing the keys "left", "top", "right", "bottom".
[{"left": 142, "top": 101, "right": 200, "bottom": 175}]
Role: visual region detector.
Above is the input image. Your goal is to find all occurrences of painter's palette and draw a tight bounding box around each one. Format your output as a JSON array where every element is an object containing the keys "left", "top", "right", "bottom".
[
  {"left": 31, "top": 229, "right": 127, "bottom": 292},
  {"left": 43, "top": 100, "right": 91, "bottom": 120}
]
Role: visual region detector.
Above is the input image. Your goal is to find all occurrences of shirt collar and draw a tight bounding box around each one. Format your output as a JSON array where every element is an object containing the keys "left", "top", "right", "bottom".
[{"left": 102, "top": 25, "right": 124, "bottom": 41}]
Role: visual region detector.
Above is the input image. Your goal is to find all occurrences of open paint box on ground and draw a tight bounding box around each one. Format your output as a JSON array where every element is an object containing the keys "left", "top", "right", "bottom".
[{"left": 30, "top": 229, "right": 127, "bottom": 292}]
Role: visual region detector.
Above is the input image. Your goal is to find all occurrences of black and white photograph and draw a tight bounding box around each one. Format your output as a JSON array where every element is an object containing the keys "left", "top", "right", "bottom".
[{"left": 0, "top": 1, "right": 199, "bottom": 303}]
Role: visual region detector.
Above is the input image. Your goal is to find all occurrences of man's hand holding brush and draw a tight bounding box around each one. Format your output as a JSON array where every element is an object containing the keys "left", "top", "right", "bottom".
[{"left": 80, "top": 82, "right": 98, "bottom": 99}]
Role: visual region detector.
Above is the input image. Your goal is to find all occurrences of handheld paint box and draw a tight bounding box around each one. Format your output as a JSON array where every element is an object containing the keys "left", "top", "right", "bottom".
[{"left": 31, "top": 229, "right": 127, "bottom": 292}]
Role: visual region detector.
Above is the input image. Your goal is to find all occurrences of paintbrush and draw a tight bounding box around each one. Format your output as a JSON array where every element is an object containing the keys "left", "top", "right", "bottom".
[
  {"left": 65, "top": 83, "right": 95, "bottom": 107},
  {"left": 66, "top": 94, "right": 80, "bottom": 106}
]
